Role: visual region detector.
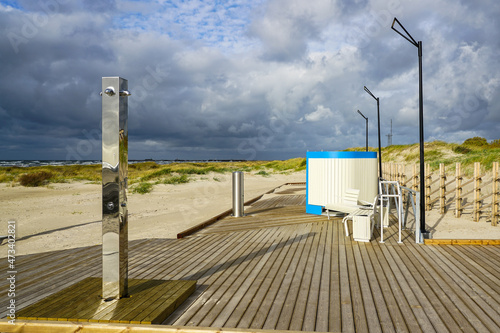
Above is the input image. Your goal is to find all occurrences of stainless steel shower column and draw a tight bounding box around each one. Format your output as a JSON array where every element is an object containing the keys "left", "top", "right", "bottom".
[{"left": 101, "top": 77, "right": 130, "bottom": 300}]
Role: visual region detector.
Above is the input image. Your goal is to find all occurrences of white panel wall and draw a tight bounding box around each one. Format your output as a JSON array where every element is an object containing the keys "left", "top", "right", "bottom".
[{"left": 307, "top": 158, "right": 378, "bottom": 206}]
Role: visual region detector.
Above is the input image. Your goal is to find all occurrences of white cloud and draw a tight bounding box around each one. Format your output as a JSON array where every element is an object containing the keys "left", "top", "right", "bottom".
[{"left": 304, "top": 105, "right": 334, "bottom": 122}]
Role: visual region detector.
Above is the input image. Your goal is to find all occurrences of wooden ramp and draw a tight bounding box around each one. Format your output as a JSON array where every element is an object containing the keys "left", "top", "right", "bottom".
[{"left": 2, "top": 183, "right": 500, "bottom": 332}]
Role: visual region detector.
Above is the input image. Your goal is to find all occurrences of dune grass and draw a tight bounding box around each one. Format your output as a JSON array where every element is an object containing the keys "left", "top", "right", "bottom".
[
  {"left": 0, "top": 159, "right": 307, "bottom": 187},
  {"left": 3, "top": 137, "right": 497, "bottom": 187},
  {"left": 348, "top": 136, "right": 500, "bottom": 176}
]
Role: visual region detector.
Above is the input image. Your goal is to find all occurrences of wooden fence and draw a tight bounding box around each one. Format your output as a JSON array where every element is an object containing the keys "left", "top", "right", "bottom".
[{"left": 382, "top": 162, "right": 499, "bottom": 225}]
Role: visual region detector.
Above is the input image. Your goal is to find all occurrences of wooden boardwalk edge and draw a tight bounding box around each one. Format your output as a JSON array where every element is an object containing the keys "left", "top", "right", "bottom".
[
  {"left": 0, "top": 321, "right": 334, "bottom": 333},
  {"left": 425, "top": 239, "right": 500, "bottom": 245},
  {"left": 176, "top": 182, "right": 303, "bottom": 239}
]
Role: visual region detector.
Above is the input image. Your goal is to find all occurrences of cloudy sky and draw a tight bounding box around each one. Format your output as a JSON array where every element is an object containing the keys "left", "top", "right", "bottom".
[{"left": 0, "top": 0, "right": 499, "bottom": 161}]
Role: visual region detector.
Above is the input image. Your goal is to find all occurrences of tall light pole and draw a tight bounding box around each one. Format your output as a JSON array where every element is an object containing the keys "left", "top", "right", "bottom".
[
  {"left": 391, "top": 17, "right": 429, "bottom": 239},
  {"left": 357, "top": 110, "right": 368, "bottom": 152},
  {"left": 364, "top": 86, "right": 382, "bottom": 180}
]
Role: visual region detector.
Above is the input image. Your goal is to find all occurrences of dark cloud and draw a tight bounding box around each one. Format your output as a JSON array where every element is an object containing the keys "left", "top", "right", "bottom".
[
  {"left": 0, "top": 0, "right": 499, "bottom": 161},
  {"left": 248, "top": 0, "right": 338, "bottom": 62}
]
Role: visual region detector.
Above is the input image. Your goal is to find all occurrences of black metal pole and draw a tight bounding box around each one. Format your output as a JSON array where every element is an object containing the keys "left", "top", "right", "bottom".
[
  {"left": 418, "top": 41, "right": 428, "bottom": 237},
  {"left": 365, "top": 117, "right": 368, "bottom": 152},
  {"left": 391, "top": 17, "right": 429, "bottom": 240},
  {"left": 357, "top": 110, "right": 369, "bottom": 152},
  {"left": 376, "top": 98, "right": 382, "bottom": 180}
]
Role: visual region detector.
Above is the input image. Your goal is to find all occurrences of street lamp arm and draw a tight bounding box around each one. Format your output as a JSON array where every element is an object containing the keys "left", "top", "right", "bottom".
[
  {"left": 363, "top": 86, "right": 378, "bottom": 101},
  {"left": 357, "top": 110, "right": 367, "bottom": 120},
  {"left": 391, "top": 17, "right": 418, "bottom": 47}
]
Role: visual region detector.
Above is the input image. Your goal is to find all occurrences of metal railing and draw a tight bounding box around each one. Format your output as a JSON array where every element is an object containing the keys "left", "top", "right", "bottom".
[{"left": 379, "top": 180, "right": 422, "bottom": 244}]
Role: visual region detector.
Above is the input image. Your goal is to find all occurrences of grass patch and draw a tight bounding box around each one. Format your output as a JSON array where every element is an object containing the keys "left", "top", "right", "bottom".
[
  {"left": 264, "top": 158, "right": 306, "bottom": 172},
  {"left": 163, "top": 174, "right": 190, "bottom": 185},
  {"left": 256, "top": 170, "right": 270, "bottom": 177},
  {"left": 453, "top": 145, "right": 471, "bottom": 154},
  {"left": 19, "top": 171, "right": 54, "bottom": 187},
  {"left": 132, "top": 182, "right": 153, "bottom": 194},
  {"left": 139, "top": 167, "right": 172, "bottom": 182}
]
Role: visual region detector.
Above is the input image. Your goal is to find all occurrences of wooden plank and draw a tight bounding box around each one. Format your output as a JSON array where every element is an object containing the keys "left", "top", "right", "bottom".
[
  {"left": 0, "top": 240, "right": 154, "bottom": 312},
  {"left": 315, "top": 220, "right": 333, "bottom": 332},
  {"left": 176, "top": 185, "right": 287, "bottom": 238},
  {"left": 214, "top": 225, "right": 290, "bottom": 325},
  {"left": 368, "top": 242, "right": 422, "bottom": 332},
  {"left": 440, "top": 246, "right": 500, "bottom": 296},
  {"left": 480, "top": 244, "right": 500, "bottom": 257},
  {"left": 401, "top": 243, "right": 475, "bottom": 332},
  {"left": 357, "top": 244, "right": 397, "bottom": 333},
  {"left": 11, "top": 239, "right": 155, "bottom": 311},
  {"left": 104, "top": 280, "right": 183, "bottom": 323},
  {"left": 378, "top": 245, "right": 436, "bottom": 332},
  {"left": 424, "top": 239, "right": 500, "bottom": 245},
  {"left": 222, "top": 224, "right": 308, "bottom": 328},
  {"left": 141, "top": 233, "right": 238, "bottom": 280},
  {"left": 171, "top": 229, "right": 264, "bottom": 325},
  {"left": 290, "top": 221, "right": 325, "bottom": 331},
  {"left": 17, "top": 277, "right": 101, "bottom": 320},
  {"left": 207, "top": 227, "right": 292, "bottom": 327},
  {"left": 136, "top": 281, "right": 197, "bottom": 324},
  {"left": 261, "top": 223, "right": 319, "bottom": 330},
  {"left": 351, "top": 242, "right": 382, "bottom": 333},
  {"left": 329, "top": 218, "right": 342, "bottom": 332},
  {"left": 173, "top": 231, "right": 256, "bottom": 281},
  {"left": 196, "top": 227, "right": 284, "bottom": 327},
  {"left": 338, "top": 219, "right": 355, "bottom": 332},
  {"left": 364, "top": 244, "right": 407, "bottom": 332},
  {"left": 386, "top": 245, "right": 457, "bottom": 332},
  {"left": 135, "top": 233, "right": 250, "bottom": 318},
  {"left": 127, "top": 238, "right": 189, "bottom": 276},
  {"left": 88, "top": 280, "right": 164, "bottom": 322},
  {"left": 7, "top": 247, "right": 100, "bottom": 293},
  {"left": 4, "top": 240, "right": 146, "bottom": 302},
  {"left": 17, "top": 278, "right": 196, "bottom": 324},
  {"left": 344, "top": 228, "right": 369, "bottom": 332},
  {"left": 459, "top": 245, "right": 500, "bottom": 275},
  {"left": 1, "top": 246, "right": 91, "bottom": 277},
  {"left": 15, "top": 259, "right": 101, "bottom": 312},
  {"left": 1, "top": 320, "right": 324, "bottom": 333},
  {"left": 414, "top": 244, "right": 499, "bottom": 332}
]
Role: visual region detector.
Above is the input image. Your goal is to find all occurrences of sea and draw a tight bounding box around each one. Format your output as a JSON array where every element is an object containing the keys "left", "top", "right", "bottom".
[{"left": 0, "top": 160, "right": 247, "bottom": 168}]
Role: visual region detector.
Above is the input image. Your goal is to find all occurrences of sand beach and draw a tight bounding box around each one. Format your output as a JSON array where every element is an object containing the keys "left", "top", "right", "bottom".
[
  {"left": 0, "top": 172, "right": 304, "bottom": 257},
  {"left": 1, "top": 170, "right": 499, "bottom": 258}
]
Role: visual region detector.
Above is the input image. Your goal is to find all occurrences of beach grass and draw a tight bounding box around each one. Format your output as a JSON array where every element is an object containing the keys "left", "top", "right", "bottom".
[
  {"left": 0, "top": 159, "right": 307, "bottom": 187},
  {"left": 3, "top": 137, "right": 497, "bottom": 187},
  {"left": 346, "top": 136, "right": 500, "bottom": 176}
]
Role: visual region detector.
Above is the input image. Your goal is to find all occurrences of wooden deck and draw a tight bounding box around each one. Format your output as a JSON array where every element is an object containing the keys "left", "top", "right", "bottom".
[
  {"left": 1, "top": 183, "right": 500, "bottom": 332},
  {"left": 16, "top": 277, "right": 196, "bottom": 324}
]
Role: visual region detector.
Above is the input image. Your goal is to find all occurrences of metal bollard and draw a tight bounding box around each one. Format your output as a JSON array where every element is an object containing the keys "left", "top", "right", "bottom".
[{"left": 232, "top": 171, "right": 244, "bottom": 217}]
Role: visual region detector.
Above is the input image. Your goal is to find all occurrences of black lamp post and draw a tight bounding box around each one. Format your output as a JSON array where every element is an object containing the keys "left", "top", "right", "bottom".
[
  {"left": 391, "top": 17, "right": 429, "bottom": 239},
  {"left": 363, "top": 86, "right": 382, "bottom": 180},
  {"left": 357, "top": 110, "right": 368, "bottom": 152}
]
